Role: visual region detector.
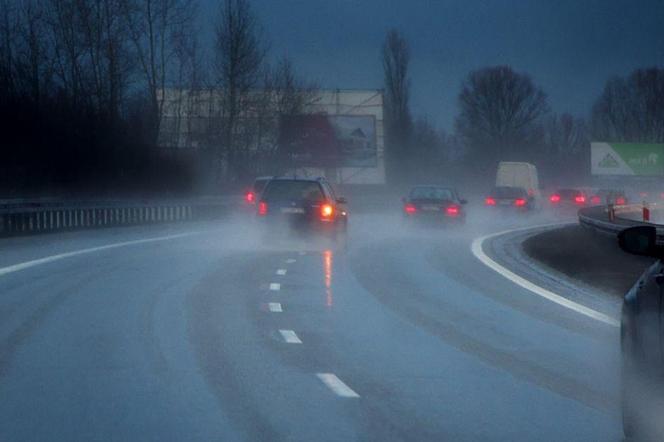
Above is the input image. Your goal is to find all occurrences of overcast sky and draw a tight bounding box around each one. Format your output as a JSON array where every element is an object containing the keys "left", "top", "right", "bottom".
[{"left": 200, "top": 0, "right": 664, "bottom": 130}]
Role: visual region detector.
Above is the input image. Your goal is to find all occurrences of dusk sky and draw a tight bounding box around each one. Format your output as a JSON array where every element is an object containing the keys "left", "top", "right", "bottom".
[{"left": 201, "top": 0, "right": 664, "bottom": 130}]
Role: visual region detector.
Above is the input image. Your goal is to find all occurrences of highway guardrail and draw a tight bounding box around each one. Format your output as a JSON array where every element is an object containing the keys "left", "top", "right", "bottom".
[
  {"left": 0, "top": 196, "right": 239, "bottom": 237},
  {"left": 578, "top": 203, "right": 664, "bottom": 241}
]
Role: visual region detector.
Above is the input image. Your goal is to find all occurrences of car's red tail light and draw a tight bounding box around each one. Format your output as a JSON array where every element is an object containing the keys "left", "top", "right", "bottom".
[
  {"left": 404, "top": 204, "right": 417, "bottom": 214},
  {"left": 549, "top": 194, "right": 561, "bottom": 203},
  {"left": 258, "top": 201, "right": 268, "bottom": 216},
  {"left": 574, "top": 195, "right": 586, "bottom": 204},
  {"left": 485, "top": 197, "right": 496, "bottom": 206},
  {"left": 590, "top": 195, "right": 601, "bottom": 205},
  {"left": 445, "top": 205, "right": 460, "bottom": 217},
  {"left": 245, "top": 191, "right": 255, "bottom": 203},
  {"left": 616, "top": 197, "right": 626, "bottom": 205},
  {"left": 514, "top": 198, "right": 527, "bottom": 207},
  {"left": 321, "top": 203, "right": 334, "bottom": 219}
]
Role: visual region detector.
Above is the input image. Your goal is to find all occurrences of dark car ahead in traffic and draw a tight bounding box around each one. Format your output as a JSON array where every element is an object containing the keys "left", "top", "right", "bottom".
[
  {"left": 618, "top": 226, "right": 664, "bottom": 439},
  {"left": 589, "top": 188, "right": 627, "bottom": 206},
  {"left": 548, "top": 188, "right": 589, "bottom": 207},
  {"left": 245, "top": 176, "right": 272, "bottom": 206},
  {"left": 484, "top": 186, "right": 535, "bottom": 212},
  {"left": 257, "top": 177, "right": 348, "bottom": 239},
  {"left": 402, "top": 186, "right": 467, "bottom": 224}
]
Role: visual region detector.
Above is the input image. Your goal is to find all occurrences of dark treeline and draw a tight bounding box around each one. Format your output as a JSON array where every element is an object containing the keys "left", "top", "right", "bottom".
[
  {"left": 1, "top": 1, "right": 662, "bottom": 196},
  {"left": 382, "top": 28, "right": 664, "bottom": 188},
  {"left": 0, "top": 0, "right": 314, "bottom": 197},
  {"left": 0, "top": 0, "right": 199, "bottom": 196}
]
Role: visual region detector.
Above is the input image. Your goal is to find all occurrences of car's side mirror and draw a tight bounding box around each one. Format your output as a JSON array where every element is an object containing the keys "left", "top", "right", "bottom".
[
  {"left": 336, "top": 197, "right": 348, "bottom": 205},
  {"left": 619, "top": 226, "right": 660, "bottom": 257},
  {"left": 459, "top": 199, "right": 468, "bottom": 205}
]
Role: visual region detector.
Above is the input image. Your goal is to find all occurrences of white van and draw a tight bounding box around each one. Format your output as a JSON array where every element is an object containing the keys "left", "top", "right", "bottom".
[{"left": 495, "top": 162, "right": 541, "bottom": 201}]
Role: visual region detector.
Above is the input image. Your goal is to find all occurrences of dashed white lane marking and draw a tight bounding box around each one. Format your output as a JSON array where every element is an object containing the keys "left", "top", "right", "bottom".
[
  {"left": 268, "top": 302, "right": 282, "bottom": 313},
  {"left": 316, "top": 373, "right": 360, "bottom": 398},
  {"left": 0, "top": 231, "right": 202, "bottom": 278},
  {"left": 276, "top": 269, "right": 287, "bottom": 276},
  {"left": 298, "top": 251, "right": 307, "bottom": 256},
  {"left": 286, "top": 259, "right": 297, "bottom": 264},
  {"left": 471, "top": 224, "right": 619, "bottom": 327},
  {"left": 269, "top": 283, "right": 281, "bottom": 291},
  {"left": 279, "top": 329, "right": 302, "bottom": 344}
]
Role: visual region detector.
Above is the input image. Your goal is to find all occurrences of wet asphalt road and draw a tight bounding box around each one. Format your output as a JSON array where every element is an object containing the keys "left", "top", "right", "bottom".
[{"left": 0, "top": 213, "right": 624, "bottom": 441}]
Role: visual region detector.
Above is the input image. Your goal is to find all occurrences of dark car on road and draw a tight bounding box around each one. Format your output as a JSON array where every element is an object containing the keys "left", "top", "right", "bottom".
[
  {"left": 245, "top": 176, "right": 272, "bottom": 206},
  {"left": 618, "top": 226, "right": 664, "bottom": 439},
  {"left": 548, "top": 188, "right": 589, "bottom": 207},
  {"left": 484, "top": 186, "right": 534, "bottom": 211},
  {"left": 257, "top": 177, "right": 348, "bottom": 239},
  {"left": 402, "top": 186, "right": 467, "bottom": 224},
  {"left": 589, "top": 188, "right": 627, "bottom": 206}
]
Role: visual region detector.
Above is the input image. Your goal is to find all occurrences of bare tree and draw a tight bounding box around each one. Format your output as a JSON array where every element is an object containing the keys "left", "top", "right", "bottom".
[
  {"left": 543, "top": 113, "right": 588, "bottom": 155},
  {"left": 212, "top": 0, "right": 266, "bottom": 182},
  {"left": 121, "top": 0, "right": 197, "bottom": 140},
  {"left": 591, "top": 68, "right": 664, "bottom": 143},
  {"left": 0, "top": 0, "right": 18, "bottom": 98},
  {"left": 382, "top": 28, "right": 412, "bottom": 183},
  {"left": 455, "top": 65, "right": 548, "bottom": 164}
]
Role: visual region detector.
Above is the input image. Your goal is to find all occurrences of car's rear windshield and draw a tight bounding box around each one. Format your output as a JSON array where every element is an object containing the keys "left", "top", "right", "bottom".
[
  {"left": 557, "top": 189, "right": 582, "bottom": 198},
  {"left": 253, "top": 179, "right": 270, "bottom": 193},
  {"left": 410, "top": 187, "right": 454, "bottom": 200},
  {"left": 492, "top": 187, "right": 526, "bottom": 198},
  {"left": 262, "top": 180, "right": 324, "bottom": 202}
]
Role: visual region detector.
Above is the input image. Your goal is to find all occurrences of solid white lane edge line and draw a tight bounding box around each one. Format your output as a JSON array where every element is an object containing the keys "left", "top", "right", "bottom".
[
  {"left": 0, "top": 231, "right": 202, "bottom": 278},
  {"left": 316, "top": 373, "right": 360, "bottom": 398},
  {"left": 470, "top": 224, "right": 620, "bottom": 327},
  {"left": 286, "top": 259, "right": 297, "bottom": 264},
  {"left": 268, "top": 302, "right": 282, "bottom": 312},
  {"left": 276, "top": 269, "right": 287, "bottom": 276},
  {"left": 269, "top": 283, "right": 281, "bottom": 291},
  {"left": 279, "top": 329, "right": 302, "bottom": 344}
]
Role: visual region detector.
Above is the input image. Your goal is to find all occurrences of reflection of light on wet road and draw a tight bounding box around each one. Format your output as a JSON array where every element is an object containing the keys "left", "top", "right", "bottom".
[{"left": 323, "top": 249, "right": 333, "bottom": 307}]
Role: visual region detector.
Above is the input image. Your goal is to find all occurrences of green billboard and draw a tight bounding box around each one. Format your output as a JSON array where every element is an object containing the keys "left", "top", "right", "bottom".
[{"left": 591, "top": 142, "right": 664, "bottom": 176}]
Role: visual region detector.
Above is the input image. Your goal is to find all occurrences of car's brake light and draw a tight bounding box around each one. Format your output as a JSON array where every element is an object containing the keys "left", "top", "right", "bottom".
[
  {"left": 514, "top": 198, "right": 527, "bottom": 207},
  {"left": 445, "top": 205, "right": 460, "bottom": 217},
  {"left": 616, "top": 197, "right": 626, "bottom": 205},
  {"left": 404, "top": 204, "right": 417, "bottom": 214},
  {"left": 590, "top": 195, "right": 601, "bottom": 205},
  {"left": 321, "top": 204, "right": 334, "bottom": 219},
  {"left": 549, "top": 194, "right": 561, "bottom": 203},
  {"left": 485, "top": 197, "right": 496, "bottom": 206},
  {"left": 258, "top": 201, "right": 268, "bottom": 216},
  {"left": 246, "top": 191, "right": 255, "bottom": 203},
  {"left": 574, "top": 195, "right": 586, "bottom": 204}
]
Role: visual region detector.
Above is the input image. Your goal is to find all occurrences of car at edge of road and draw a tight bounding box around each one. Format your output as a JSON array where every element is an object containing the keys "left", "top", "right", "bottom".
[{"left": 618, "top": 225, "right": 664, "bottom": 440}]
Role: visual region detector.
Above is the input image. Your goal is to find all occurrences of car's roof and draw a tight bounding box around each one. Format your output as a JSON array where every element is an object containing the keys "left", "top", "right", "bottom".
[
  {"left": 493, "top": 185, "right": 526, "bottom": 190},
  {"left": 410, "top": 185, "right": 456, "bottom": 190},
  {"left": 268, "top": 176, "right": 327, "bottom": 183}
]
